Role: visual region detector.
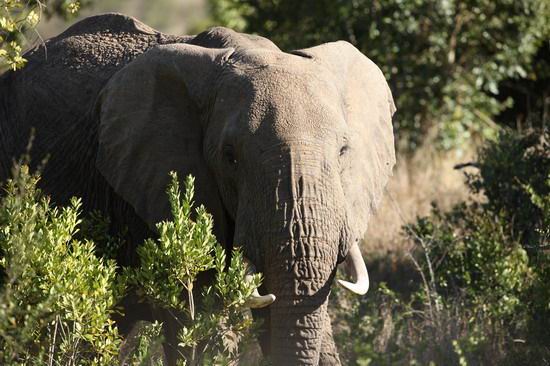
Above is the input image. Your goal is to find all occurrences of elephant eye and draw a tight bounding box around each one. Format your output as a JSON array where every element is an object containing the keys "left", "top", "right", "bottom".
[
  {"left": 340, "top": 145, "right": 350, "bottom": 157},
  {"left": 223, "top": 145, "right": 238, "bottom": 166}
]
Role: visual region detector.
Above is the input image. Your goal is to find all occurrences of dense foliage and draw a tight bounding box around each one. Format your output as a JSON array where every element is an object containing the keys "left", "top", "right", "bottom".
[
  {"left": 468, "top": 129, "right": 549, "bottom": 250},
  {"left": 209, "top": 0, "right": 550, "bottom": 150},
  {"left": 332, "top": 128, "right": 549, "bottom": 365},
  {"left": 0, "top": 168, "right": 262, "bottom": 365},
  {"left": 0, "top": 165, "right": 123, "bottom": 365}
]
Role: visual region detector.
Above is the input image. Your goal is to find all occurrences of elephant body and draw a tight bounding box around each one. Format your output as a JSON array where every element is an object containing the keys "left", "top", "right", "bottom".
[{"left": 0, "top": 13, "right": 395, "bottom": 365}]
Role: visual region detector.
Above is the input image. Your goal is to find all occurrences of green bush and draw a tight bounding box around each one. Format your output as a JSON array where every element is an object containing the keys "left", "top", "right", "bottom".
[
  {"left": 334, "top": 206, "right": 534, "bottom": 365},
  {"left": 127, "top": 173, "right": 262, "bottom": 365},
  {"left": 408, "top": 203, "right": 532, "bottom": 319},
  {"left": 0, "top": 165, "right": 124, "bottom": 365},
  {"left": 465, "top": 129, "right": 550, "bottom": 361},
  {"left": 0, "top": 167, "right": 263, "bottom": 365}
]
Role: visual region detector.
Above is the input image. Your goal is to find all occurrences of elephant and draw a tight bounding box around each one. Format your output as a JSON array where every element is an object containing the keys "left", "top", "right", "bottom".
[{"left": 0, "top": 13, "right": 396, "bottom": 365}]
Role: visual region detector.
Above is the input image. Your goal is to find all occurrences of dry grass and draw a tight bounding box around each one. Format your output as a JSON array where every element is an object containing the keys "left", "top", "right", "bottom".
[{"left": 362, "top": 145, "right": 474, "bottom": 256}]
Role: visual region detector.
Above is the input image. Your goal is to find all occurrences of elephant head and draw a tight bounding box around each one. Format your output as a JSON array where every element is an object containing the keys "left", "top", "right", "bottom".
[{"left": 96, "top": 32, "right": 395, "bottom": 365}]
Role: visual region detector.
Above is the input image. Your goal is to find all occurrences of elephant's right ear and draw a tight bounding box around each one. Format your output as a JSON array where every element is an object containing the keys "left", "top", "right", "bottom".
[{"left": 96, "top": 44, "right": 234, "bottom": 230}]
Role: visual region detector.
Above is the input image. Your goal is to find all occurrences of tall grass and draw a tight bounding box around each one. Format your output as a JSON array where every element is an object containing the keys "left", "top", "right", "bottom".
[{"left": 364, "top": 145, "right": 473, "bottom": 255}]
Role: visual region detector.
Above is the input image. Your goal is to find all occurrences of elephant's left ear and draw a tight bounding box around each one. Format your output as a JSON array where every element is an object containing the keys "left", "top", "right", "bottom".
[
  {"left": 294, "top": 41, "right": 396, "bottom": 239},
  {"left": 95, "top": 44, "right": 234, "bottom": 232}
]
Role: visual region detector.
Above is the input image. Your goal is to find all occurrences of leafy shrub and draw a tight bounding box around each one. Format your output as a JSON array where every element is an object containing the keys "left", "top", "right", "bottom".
[
  {"left": 0, "top": 165, "right": 124, "bottom": 365},
  {"left": 0, "top": 167, "right": 263, "bottom": 365},
  {"left": 408, "top": 203, "right": 532, "bottom": 318},
  {"left": 333, "top": 206, "right": 533, "bottom": 365},
  {"left": 465, "top": 129, "right": 550, "bottom": 361},
  {"left": 127, "top": 172, "right": 262, "bottom": 365}
]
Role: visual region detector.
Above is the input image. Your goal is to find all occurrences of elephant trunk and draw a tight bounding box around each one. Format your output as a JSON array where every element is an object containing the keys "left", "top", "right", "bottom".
[
  {"left": 262, "top": 205, "right": 341, "bottom": 365},
  {"left": 240, "top": 144, "right": 347, "bottom": 365},
  {"left": 267, "top": 257, "right": 334, "bottom": 365}
]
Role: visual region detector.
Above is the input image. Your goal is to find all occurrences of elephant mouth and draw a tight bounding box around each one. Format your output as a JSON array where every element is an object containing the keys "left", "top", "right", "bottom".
[{"left": 243, "top": 240, "right": 369, "bottom": 309}]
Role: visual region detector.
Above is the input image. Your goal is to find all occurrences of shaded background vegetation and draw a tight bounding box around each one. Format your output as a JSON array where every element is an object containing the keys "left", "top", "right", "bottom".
[{"left": 1, "top": 0, "right": 549, "bottom": 364}]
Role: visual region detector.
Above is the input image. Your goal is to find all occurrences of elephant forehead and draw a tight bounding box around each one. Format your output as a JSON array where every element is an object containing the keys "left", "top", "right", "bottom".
[
  {"left": 219, "top": 64, "right": 346, "bottom": 138},
  {"left": 257, "top": 73, "right": 343, "bottom": 137},
  {"left": 228, "top": 48, "right": 341, "bottom": 100}
]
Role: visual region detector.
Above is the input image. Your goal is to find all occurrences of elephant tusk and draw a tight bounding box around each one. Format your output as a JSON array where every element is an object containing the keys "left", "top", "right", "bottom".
[
  {"left": 243, "top": 257, "right": 276, "bottom": 308},
  {"left": 245, "top": 287, "right": 277, "bottom": 309},
  {"left": 337, "top": 241, "right": 370, "bottom": 295}
]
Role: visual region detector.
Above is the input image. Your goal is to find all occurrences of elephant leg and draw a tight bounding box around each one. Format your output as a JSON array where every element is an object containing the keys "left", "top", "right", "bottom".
[{"left": 319, "top": 315, "right": 341, "bottom": 366}]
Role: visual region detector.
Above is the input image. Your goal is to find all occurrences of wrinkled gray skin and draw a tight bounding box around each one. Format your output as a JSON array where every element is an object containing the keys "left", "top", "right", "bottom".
[{"left": 0, "top": 14, "right": 395, "bottom": 365}]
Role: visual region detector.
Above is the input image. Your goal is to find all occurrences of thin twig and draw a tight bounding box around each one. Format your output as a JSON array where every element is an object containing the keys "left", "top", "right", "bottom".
[
  {"left": 186, "top": 280, "right": 196, "bottom": 365},
  {"left": 406, "top": 251, "right": 436, "bottom": 326},
  {"left": 48, "top": 315, "right": 59, "bottom": 366},
  {"left": 453, "top": 162, "right": 480, "bottom": 170}
]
